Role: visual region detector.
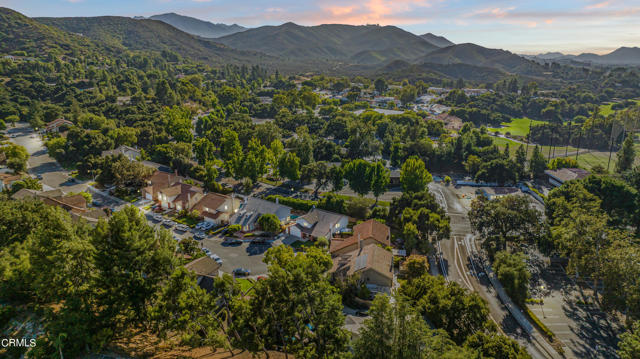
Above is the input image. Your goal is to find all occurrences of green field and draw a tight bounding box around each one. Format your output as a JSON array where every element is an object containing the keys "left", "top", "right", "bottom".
[
  {"left": 597, "top": 99, "right": 640, "bottom": 117},
  {"left": 488, "top": 118, "right": 545, "bottom": 137},
  {"left": 492, "top": 137, "right": 578, "bottom": 158}
]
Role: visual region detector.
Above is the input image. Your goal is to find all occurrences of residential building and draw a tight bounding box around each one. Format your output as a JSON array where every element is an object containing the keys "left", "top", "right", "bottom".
[
  {"left": 157, "top": 183, "right": 203, "bottom": 211},
  {"left": 435, "top": 113, "right": 464, "bottom": 131},
  {"left": 0, "top": 173, "right": 21, "bottom": 192},
  {"left": 330, "top": 242, "right": 394, "bottom": 289},
  {"left": 44, "top": 118, "right": 73, "bottom": 133},
  {"left": 101, "top": 145, "right": 141, "bottom": 161},
  {"left": 142, "top": 171, "right": 184, "bottom": 201},
  {"left": 287, "top": 208, "right": 349, "bottom": 241},
  {"left": 191, "top": 192, "right": 241, "bottom": 225},
  {"left": 184, "top": 256, "right": 221, "bottom": 292},
  {"left": 330, "top": 219, "right": 390, "bottom": 255},
  {"left": 229, "top": 197, "right": 291, "bottom": 232},
  {"left": 544, "top": 168, "right": 590, "bottom": 187},
  {"left": 11, "top": 188, "right": 107, "bottom": 224}
]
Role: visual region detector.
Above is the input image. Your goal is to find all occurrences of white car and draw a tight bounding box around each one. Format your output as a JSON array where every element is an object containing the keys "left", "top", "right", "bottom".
[
  {"left": 209, "top": 254, "right": 222, "bottom": 264},
  {"left": 162, "top": 219, "right": 174, "bottom": 227},
  {"left": 176, "top": 224, "right": 189, "bottom": 232}
]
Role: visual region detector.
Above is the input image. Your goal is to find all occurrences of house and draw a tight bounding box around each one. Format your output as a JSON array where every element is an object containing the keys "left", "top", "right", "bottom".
[
  {"left": 11, "top": 188, "right": 107, "bottom": 224},
  {"left": 0, "top": 173, "right": 21, "bottom": 192},
  {"left": 101, "top": 145, "right": 141, "bottom": 161},
  {"left": 287, "top": 208, "right": 349, "bottom": 241},
  {"left": 142, "top": 171, "right": 184, "bottom": 201},
  {"left": 330, "top": 242, "right": 394, "bottom": 289},
  {"left": 229, "top": 197, "right": 291, "bottom": 232},
  {"left": 116, "top": 96, "right": 131, "bottom": 106},
  {"left": 435, "top": 113, "right": 464, "bottom": 131},
  {"left": 44, "top": 118, "right": 73, "bottom": 133},
  {"left": 389, "top": 169, "right": 401, "bottom": 186},
  {"left": 544, "top": 168, "right": 590, "bottom": 187},
  {"left": 191, "top": 192, "right": 241, "bottom": 225},
  {"left": 157, "top": 183, "right": 203, "bottom": 211},
  {"left": 476, "top": 187, "right": 520, "bottom": 200},
  {"left": 184, "top": 256, "right": 221, "bottom": 292},
  {"left": 330, "top": 219, "right": 390, "bottom": 255}
]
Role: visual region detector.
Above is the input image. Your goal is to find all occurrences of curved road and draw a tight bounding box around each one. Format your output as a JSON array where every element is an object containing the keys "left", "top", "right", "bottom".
[{"left": 429, "top": 182, "right": 561, "bottom": 359}]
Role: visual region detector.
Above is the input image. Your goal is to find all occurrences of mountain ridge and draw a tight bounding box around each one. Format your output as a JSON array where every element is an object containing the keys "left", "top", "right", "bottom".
[
  {"left": 420, "top": 33, "right": 454, "bottom": 48},
  {"left": 148, "top": 13, "right": 247, "bottom": 38}
]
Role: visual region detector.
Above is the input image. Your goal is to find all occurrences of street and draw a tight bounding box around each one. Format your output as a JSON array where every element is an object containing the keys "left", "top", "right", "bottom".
[{"left": 430, "top": 182, "right": 561, "bottom": 359}]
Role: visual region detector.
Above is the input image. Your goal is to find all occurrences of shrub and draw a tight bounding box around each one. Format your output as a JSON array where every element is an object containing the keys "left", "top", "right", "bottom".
[
  {"left": 227, "top": 224, "right": 241, "bottom": 235},
  {"left": 265, "top": 195, "right": 317, "bottom": 211}
]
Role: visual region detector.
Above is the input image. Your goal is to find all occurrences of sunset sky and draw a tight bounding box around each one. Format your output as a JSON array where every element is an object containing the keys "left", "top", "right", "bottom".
[{"left": 1, "top": 0, "right": 638, "bottom": 54}]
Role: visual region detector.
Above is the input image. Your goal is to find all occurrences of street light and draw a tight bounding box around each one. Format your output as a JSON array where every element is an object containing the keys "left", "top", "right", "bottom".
[{"left": 539, "top": 285, "right": 546, "bottom": 318}]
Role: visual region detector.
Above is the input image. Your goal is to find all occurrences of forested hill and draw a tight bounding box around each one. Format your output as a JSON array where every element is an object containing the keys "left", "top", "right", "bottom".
[
  {"left": 215, "top": 22, "right": 439, "bottom": 64},
  {"left": 0, "top": 7, "right": 102, "bottom": 58},
  {"left": 35, "top": 15, "right": 276, "bottom": 66},
  {"left": 416, "top": 43, "right": 547, "bottom": 76},
  {"left": 148, "top": 13, "right": 247, "bottom": 38}
]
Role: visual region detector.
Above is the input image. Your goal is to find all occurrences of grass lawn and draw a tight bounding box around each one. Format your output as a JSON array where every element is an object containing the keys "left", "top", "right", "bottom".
[
  {"left": 488, "top": 118, "right": 545, "bottom": 137},
  {"left": 259, "top": 177, "right": 284, "bottom": 186},
  {"left": 597, "top": 99, "right": 640, "bottom": 117},
  {"left": 492, "top": 137, "right": 578, "bottom": 158},
  {"left": 235, "top": 278, "right": 255, "bottom": 294},
  {"left": 172, "top": 214, "right": 199, "bottom": 228}
]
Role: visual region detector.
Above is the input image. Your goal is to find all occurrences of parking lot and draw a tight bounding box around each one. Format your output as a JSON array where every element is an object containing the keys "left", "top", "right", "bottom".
[{"left": 144, "top": 211, "right": 276, "bottom": 276}]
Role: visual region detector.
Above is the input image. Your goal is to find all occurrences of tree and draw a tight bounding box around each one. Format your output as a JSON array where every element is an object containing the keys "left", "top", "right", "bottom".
[
  {"left": 464, "top": 155, "right": 483, "bottom": 176},
  {"left": 464, "top": 332, "right": 531, "bottom": 359},
  {"left": 399, "top": 85, "right": 417, "bottom": 106},
  {"left": 529, "top": 145, "right": 547, "bottom": 178},
  {"left": 515, "top": 145, "right": 528, "bottom": 180},
  {"left": 278, "top": 152, "right": 300, "bottom": 181},
  {"left": 344, "top": 159, "right": 373, "bottom": 196},
  {"left": 374, "top": 78, "right": 388, "bottom": 94},
  {"left": 370, "top": 161, "right": 390, "bottom": 204},
  {"left": 400, "top": 274, "right": 490, "bottom": 344},
  {"left": 9, "top": 177, "right": 42, "bottom": 194},
  {"left": 616, "top": 133, "right": 636, "bottom": 173},
  {"left": 329, "top": 165, "right": 344, "bottom": 192},
  {"left": 469, "top": 195, "right": 544, "bottom": 253},
  {"left": 92, "top": 206, "right": 176, "bottom": 331},
  {"left": 548, "top": 157, "right": 578, "bottom": 170},
  {"left": 475, "top": 159, "right": 517, "bottom": 186},
  {"left": 354, "top": 294, "right": 472, "bottom": 359},
  {"left": 493, "top": 251, "right": 530, "bottom": 305},
  {"left": 1, "top": 143, "right": 29, "bottom": 173},
  {"left": 221, "top": 129, "right": 243, "bottom": 178},
  {"left": 150, "top": 267, "right": 225, "bottom": 349},
  {"left": 257, "top": 213, "right": 281, "bottom": 234},
  {"left": 402, "top": 255, "right": 429, "bottom": 280},
  {"left": 241, "top": 138, "right": 269, "bottom": 182},
  {"left": 618, "top": 321, "right": 640, "bottom": 359},
  {"left": 230, "top": 246, "right": 349, "bottom": 358},
  {"left": 400, "top": 156, "right": 432, "bottom": 193}
]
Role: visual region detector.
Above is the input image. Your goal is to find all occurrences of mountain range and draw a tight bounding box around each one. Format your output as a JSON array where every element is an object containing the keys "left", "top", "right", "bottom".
[
  {"left": 2, "top": 7, "right": 637, "bottom": 83},
  {"left": 214, "top": 22, "right": 441, "bottom": 65},
  {"left": 147, "top": 13, "right": 247, "bottom": 38},
  {"left": 525, "top": 47, "right": 640, "bottom": 65}
]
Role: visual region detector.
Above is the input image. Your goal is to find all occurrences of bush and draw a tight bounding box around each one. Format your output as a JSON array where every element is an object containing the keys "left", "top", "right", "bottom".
[
  {"left": 318, "top": 192, "right": 346, "bottom": 213},
  {"left": 265, "top": 195, "right": 317, "bottom": 211},
  {"left": 227, "top": 224, "right": 241, "bottom": 235},
  {"left": 345, "top": 197, "right": 370, "bottom": 219},
  {"left": 526, "top": 307, "right": 555, "bottom": 339}
]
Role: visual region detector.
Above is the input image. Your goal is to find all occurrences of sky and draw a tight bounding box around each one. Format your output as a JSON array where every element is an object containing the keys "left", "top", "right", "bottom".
[{"left": 1, "top": 0, "right": 638, "bottom": 54}]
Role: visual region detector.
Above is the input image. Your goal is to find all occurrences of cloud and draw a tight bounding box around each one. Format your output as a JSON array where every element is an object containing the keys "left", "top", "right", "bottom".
[{"left": 586, "top": 1, "right": 610, "bottom": 9}]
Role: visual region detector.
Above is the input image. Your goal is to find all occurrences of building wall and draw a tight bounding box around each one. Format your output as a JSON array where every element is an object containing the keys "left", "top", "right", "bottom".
[{"left": 361, "top": 269, "right": 392, "bottom": 288}]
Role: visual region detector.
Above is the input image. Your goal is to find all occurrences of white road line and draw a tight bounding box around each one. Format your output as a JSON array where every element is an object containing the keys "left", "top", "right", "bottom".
[{"left": 454, "top": 238, "right": 474, "bottom": 290}]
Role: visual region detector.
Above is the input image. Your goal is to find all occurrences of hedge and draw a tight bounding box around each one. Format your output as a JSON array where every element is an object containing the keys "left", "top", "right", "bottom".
[{"left": 265, "top": 195, "right": 317, "bottom": 212}]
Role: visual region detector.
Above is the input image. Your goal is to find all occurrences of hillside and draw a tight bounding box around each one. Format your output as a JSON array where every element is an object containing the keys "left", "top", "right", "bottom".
[
  {"left": 378, "top": 60, "right": 509, "bottom": 83},
  {"left": 0, "top": 7, "right": 101, "bottom": 58},
  {"left": 420, "top": 33, "right": 454, "bottom": 48},
  {"left": 215, "top": 22, "right": 439, "bottom": 64},
  {"left": 36, "top": 15, "right": 274, "bottom": 65},
  {"left": 148, "top": 13, "right": 246, "bottom": 38},
  {"left": 416, "top": 43, "right": 547, "bottom": 76},
  {"left": 592, "top": 47, "right": 640, "bottom": 65}
]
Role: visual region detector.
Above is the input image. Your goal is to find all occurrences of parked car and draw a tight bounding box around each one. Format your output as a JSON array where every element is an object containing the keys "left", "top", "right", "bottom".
[
  {"left": 194, "top": 232, "right": 206, "bottom": 240},
  {"left": 175, "top": 224, "right": 190, "bottom": 232},
  {"left": 209, "top": 254, "right": 222, "bottom": 264},
  {"left": 233, "top": 268, "right": 251, "bottom": 276},
  {"left": 162, "top": 219, "right": 174, "bottom": 228},
  {"left": 196, "top": 221, "right": 214, "bottom": 230},
  {"left": 223, "top": 238, "right": 242, "bottom": 246},
  {"left": 202, "top": 248, "right": 211, "bottom": 254},
  {"left": 152, "top": 214, "right": 163, "bottom": 221}
]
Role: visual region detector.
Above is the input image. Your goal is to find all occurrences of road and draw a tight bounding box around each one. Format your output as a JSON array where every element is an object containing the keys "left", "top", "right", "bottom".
[{"left": 429, "top": 182, "right": 561, "bottom": 359}]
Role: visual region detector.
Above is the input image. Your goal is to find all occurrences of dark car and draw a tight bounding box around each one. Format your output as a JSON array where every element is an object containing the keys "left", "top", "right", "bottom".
[{"left": 233, "top": 268, "right": 251, "bottom": 276}]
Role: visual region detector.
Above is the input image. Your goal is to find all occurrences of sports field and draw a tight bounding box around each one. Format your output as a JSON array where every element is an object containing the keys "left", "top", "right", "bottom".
[{"left": 488, "top": 117, "right": 545, "bottom": 137}]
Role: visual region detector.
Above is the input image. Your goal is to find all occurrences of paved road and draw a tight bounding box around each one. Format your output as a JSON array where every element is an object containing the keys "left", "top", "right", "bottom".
[
  {"left": 430, "top": 182, "right": 560, "bottom": 359},
  {"left": 6, "top": 123, "right": 87, "bottom": 192}
]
